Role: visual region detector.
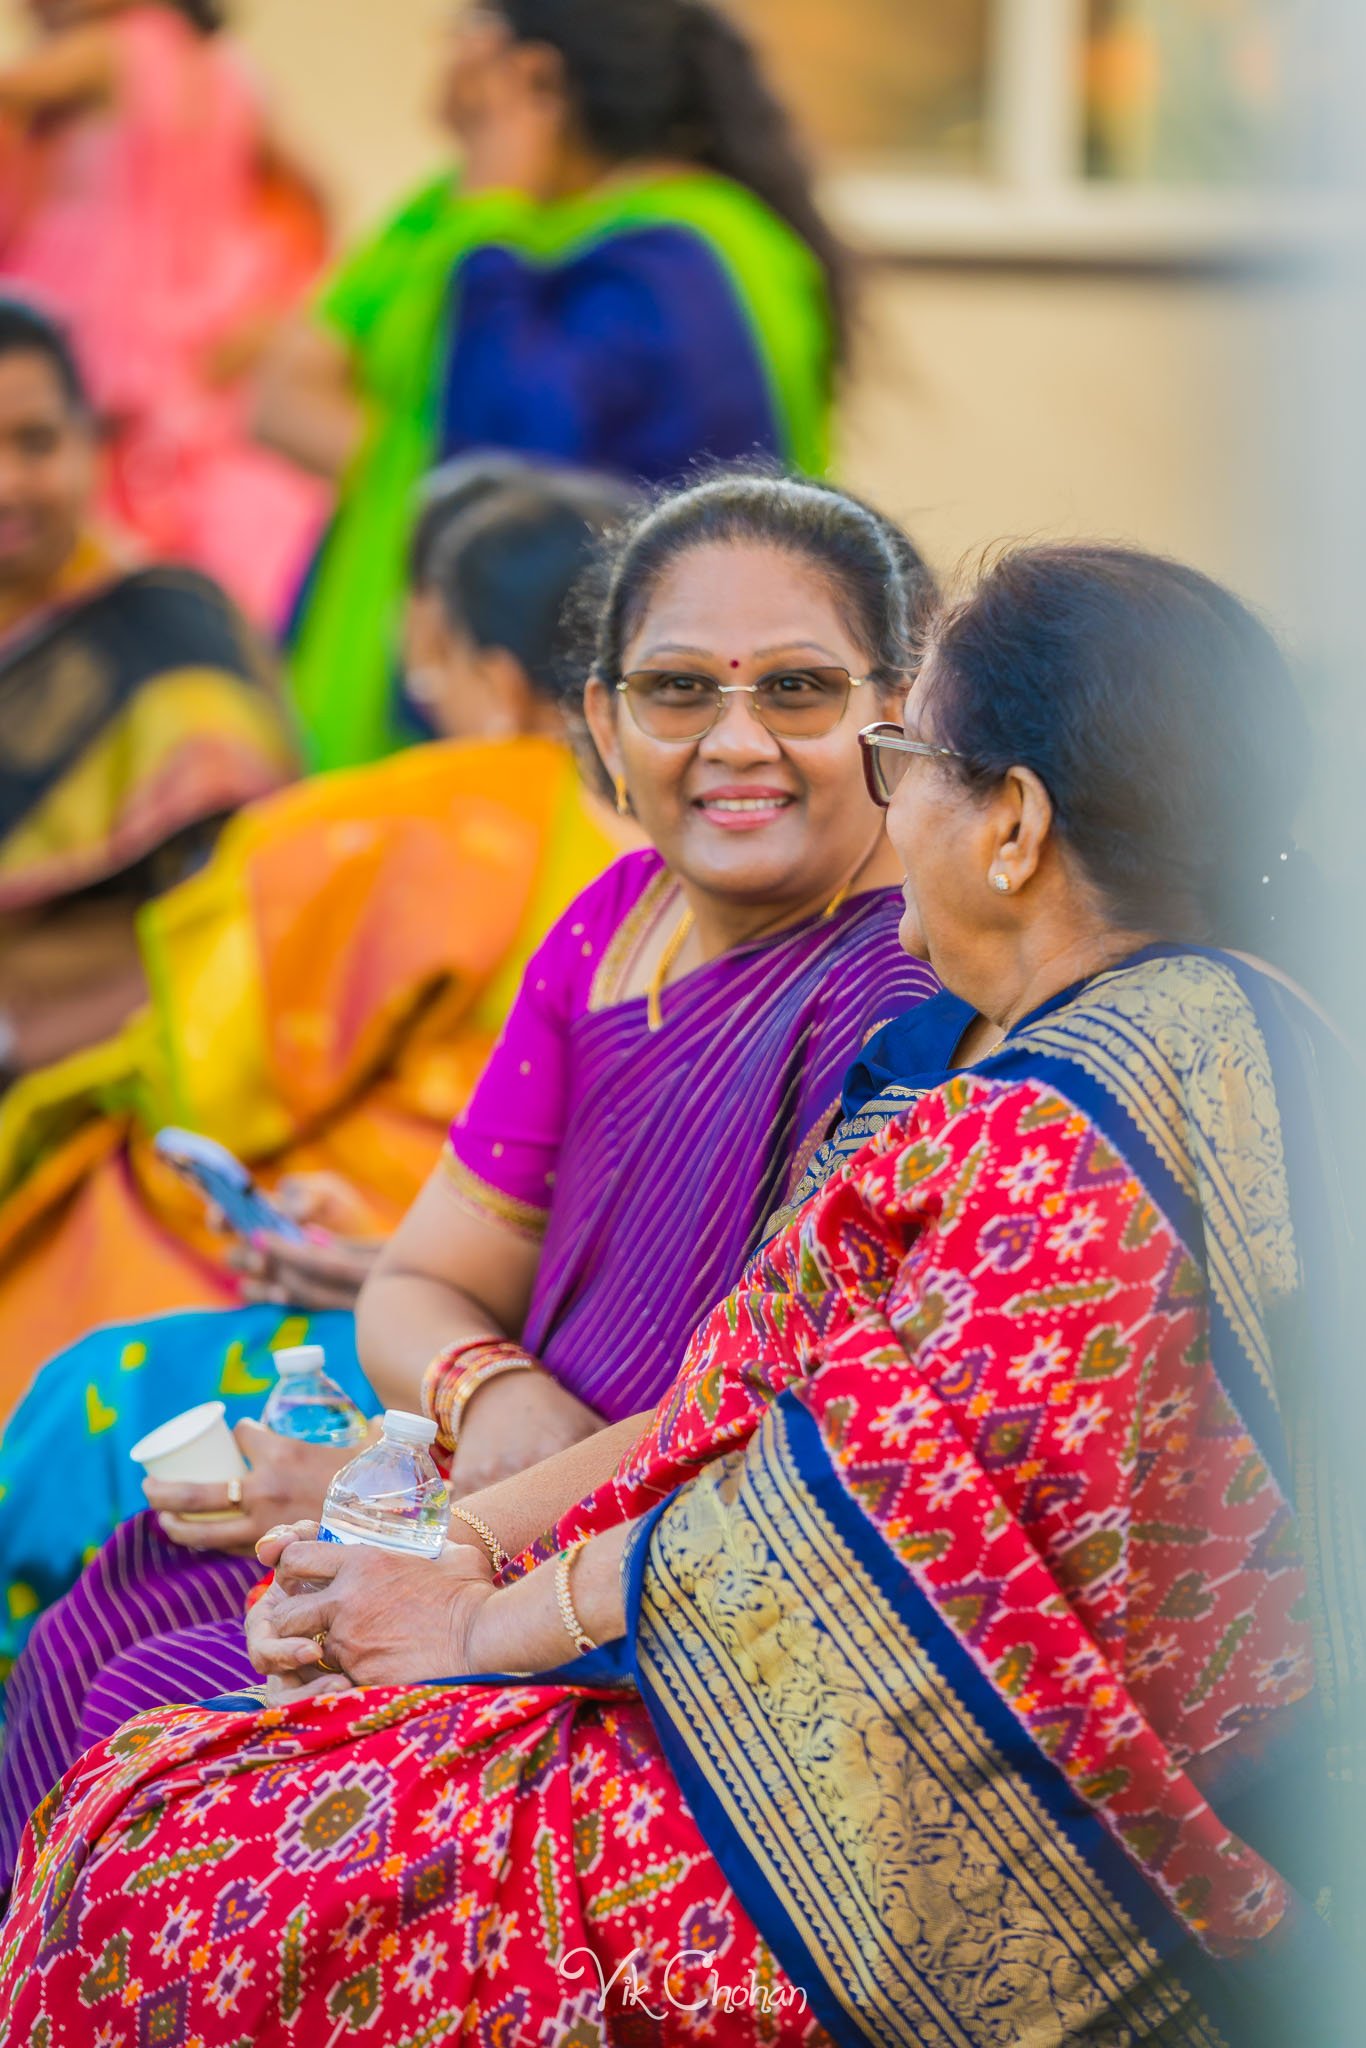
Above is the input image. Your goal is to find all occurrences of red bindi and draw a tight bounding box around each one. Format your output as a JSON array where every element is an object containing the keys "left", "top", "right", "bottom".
[{"left": 729, "top": 659, "right": 741, "bottom": 669}]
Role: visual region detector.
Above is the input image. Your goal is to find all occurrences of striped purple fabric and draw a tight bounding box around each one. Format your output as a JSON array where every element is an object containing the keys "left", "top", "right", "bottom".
[
  {"left": 0, "top": 1516, "right": 257, "bottom": 1887},
  {"left": 521, "top": 879, "right": 940, "bottom": 1419}
]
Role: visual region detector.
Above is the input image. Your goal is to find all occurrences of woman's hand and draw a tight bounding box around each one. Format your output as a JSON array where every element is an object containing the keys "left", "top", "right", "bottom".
[
  {"left": 146, "top": 1420, "right": 363, "bottom": 1555},
  {"left": 227, "top": 1173, "right": 381, "bottom": 1310},
  {"left": 251, "top": 1522, "right": 498, "bottom": 1689},
  {"left": 451, "top": 1367, "right": 603, "bottom": 1494},
  {"left": 245, "top": 1524, "right": 353, "bottom": 1704}
]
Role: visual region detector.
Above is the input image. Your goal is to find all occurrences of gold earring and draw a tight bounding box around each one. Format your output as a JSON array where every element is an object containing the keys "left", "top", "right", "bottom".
[
  {"left": 614, "top": 773, "right": 630, "bottom": 818},
  {"left": 991, "top": 872, "right": 1011, "bottom": 894}
]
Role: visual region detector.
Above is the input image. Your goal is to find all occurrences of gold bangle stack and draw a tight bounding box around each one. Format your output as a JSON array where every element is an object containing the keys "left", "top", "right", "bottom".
[
  {"left": 554, "top": 1539, "right": 597, "bottom": 1656},
  {"left": 421, "top": 1337, "right": 538, "bottom": 1453},
  {"left": 449, "top": 1504, "right": 509, "bottom": 1572}
]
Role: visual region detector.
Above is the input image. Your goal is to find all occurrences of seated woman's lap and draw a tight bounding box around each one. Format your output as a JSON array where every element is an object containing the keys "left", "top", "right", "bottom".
[
  {"left": 0, "top": 1513, "right": 257, "bottom": 1890},
  {"left": 79, "top": 1617, "right": 255, "bottom": 1750},
  {"left": 6, "top": 1679, "right": 825, "bottom": 2043},
  {"left": 0, "top": 1304, "right": 368, "bottom": 1672}
]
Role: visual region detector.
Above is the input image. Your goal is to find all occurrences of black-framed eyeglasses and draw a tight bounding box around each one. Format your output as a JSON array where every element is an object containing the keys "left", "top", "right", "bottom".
[
  {"left": 859, "top": 721, "right": 965, "bottom": 807},
  {"left": 616, "top": 666, "right": 879, "bottom": 742}
]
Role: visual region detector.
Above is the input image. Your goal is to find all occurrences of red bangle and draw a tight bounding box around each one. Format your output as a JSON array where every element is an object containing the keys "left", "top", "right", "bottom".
[{"left": 421, "top": 1337, "right": 538, "bottom": 1453}]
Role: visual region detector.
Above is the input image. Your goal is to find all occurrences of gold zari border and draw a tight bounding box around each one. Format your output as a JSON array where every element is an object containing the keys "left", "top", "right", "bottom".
[
  {"left": 638, "top": 1403, "right": 1228, "bottom": 2048},
  {"left": 1013, "top": 954, "right": 1296, "bottom": 1403},
  {"left": 440, "top": 1139, "right": 549, "bottom": 1241},
  {"left": 588, "top": 867, "right": 679, "bottom": 1013}
]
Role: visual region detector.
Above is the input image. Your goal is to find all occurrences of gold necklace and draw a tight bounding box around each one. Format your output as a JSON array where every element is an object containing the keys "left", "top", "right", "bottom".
[
  {"left": 646, "top": 906, "right": 695, "bottom": 1032},
  {"left": 822, "top": 874, "right": 854, "bottom": 920},
  {"left": 644, "top": 830, "right": 879, "bottom": 1034}
]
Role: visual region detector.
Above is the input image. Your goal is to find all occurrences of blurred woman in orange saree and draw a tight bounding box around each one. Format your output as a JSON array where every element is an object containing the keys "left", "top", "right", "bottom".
[
  {"left": 0, "top": 463, "right": 637, "bottom": 1414},
  {"left": 0, "top": 0, "right": 328, "bottom": 627}
]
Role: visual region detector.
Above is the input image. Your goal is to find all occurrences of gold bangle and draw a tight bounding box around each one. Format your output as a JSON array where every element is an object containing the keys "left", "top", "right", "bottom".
[
  {"left": 554, "top": 1539, "right": 596, "bottom": 1656},
  {"left": 449, "top": 1504, "right": 509, "bottom": 1573},
  {"left": 446, "top": 1354, "right": 537, "bottom": 1450},
  {"left": 423, "top": 1340, "right": 539, "bottom": 1454}
]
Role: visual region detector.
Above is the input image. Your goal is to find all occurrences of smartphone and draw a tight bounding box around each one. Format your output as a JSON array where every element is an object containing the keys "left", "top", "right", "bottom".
[{"left": 153, "top": 1127, "right": 310, "bottom": 1244}]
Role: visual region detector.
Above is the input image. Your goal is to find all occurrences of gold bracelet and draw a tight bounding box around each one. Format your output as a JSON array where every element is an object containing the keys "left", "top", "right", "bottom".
[
  {"left": 449, "top": 1505, "right": 509, "bottom": 1573},
  {"left": 554, "top": 1539, "right": 596, "bottom": 1656},
  {"left": 423, "top": 1339, "right": 538, "bottom": 1454}
]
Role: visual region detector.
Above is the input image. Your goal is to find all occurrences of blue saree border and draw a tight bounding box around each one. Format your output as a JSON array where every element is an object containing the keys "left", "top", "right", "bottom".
[
  {"left": 967, "top": 962, "right": 1293, "bottom": 1496},
  {"left": 628, "top": 1391, "right": 1336, "bottom": 2046}
]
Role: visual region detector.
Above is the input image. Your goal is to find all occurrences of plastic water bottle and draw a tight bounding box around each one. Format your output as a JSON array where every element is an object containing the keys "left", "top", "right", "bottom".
[
  {"left": 319, "top": 1411, "right": 449, "bottom": 1560},
  {"left": 261, "top": 1345, "right": 368, "bottom": 1446}
]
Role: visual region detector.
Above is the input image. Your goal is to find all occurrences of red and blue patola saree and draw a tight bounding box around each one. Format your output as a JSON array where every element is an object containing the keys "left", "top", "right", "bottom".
[{"left": 1, "top": 947, "right": 1359, "bottom": 2044}]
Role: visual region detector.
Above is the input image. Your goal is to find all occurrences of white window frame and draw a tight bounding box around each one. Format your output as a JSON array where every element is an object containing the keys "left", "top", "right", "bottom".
[{"left": 824, "top": 0, "right": 1338, "bottom": 265}]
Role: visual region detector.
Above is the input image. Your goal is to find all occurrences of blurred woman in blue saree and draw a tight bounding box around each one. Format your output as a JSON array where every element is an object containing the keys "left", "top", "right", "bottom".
[
  {"left": 5, "top": 546, "right": 1358, "bottom": 2043},
  {"left": 260, "top": 0, "right": 849, "bottom": 768}
]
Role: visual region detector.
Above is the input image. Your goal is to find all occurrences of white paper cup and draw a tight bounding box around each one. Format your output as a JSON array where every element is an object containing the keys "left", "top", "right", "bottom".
[{"left": 130, "top": 1401, "right": 248, "bottom": 1503}]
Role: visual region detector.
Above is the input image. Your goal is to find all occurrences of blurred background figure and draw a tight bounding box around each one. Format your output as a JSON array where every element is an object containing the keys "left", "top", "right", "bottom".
[
  {"left": 261, "top": 0, "right": 846, "bottom": 770},
  {"left": 0, "top": 456, "right": 638, "bottom": 1413},
  {"left": 0, "top": 0, "right": 329, "bottom": 627},
  {"left": 1087, "top": 0, "right": 1295, "bottom": 183},
  {"left": 0, "top": 296, "right": 295, "bottom": 1083}
]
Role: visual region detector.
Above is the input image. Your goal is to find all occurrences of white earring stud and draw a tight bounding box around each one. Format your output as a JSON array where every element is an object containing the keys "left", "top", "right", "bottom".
[{"left": 991, "top": 873, "right": 1011, "bottom": 894}]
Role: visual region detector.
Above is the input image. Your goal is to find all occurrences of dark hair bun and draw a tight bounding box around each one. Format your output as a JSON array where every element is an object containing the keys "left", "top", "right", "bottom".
[
  {"left": 430, "top": 467, "right": 641, "bottom": 705},
  {"left": 925, "top": 544, "right": 1318, "bottom": 977}
]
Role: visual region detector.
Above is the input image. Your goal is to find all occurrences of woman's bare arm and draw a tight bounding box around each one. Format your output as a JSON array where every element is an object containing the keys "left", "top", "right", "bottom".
[
  {"left": 0, "top": 25, "right": 115, "bottom": 119},
  {"left": 356, "top": 1166, "right": 541, "bottom": 1406},
  {"left": 356, "top": 1164, "right": 605, "bottom": 1492},
  {"left": 455, "top": 1410, "right": 655, "bottom": 1563},
  {"left": 252, "top": 316, "right": 364, "bottom": 480}
]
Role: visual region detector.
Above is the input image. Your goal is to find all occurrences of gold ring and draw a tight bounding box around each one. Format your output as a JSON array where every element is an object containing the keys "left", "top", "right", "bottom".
[
  {"left": 226, "top": 1478, "right": 244, "bottom": 1509},
  {"left": 313, "top": 1630, "right": 343, "bottom": 1675}
]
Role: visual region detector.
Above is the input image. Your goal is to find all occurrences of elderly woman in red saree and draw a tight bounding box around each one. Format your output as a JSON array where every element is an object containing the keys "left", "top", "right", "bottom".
[{"left": 3, "top": 544, "right": 1358, "bottom": 2045}]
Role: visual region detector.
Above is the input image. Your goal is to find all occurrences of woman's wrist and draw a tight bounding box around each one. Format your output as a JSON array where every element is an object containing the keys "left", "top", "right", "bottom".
[
  {"left": 422, "top": 1336, "right": 541, "bottom": 1453},
  {"left": 448, "top": 1501, "right": 510, "bottom": 1572},
  {"left": 462, "top": 1526, "right": 632, "bottom": 1678},
  {"left": 462, "top": 1581, "right": 525, "bottom": 1676}
]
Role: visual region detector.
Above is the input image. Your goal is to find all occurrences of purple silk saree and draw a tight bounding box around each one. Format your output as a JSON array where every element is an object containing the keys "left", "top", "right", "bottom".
[
  {"left": 445, "top": 850, "right": 938, "bottom": 1417},
  {"left": 0, "top": 852, "right": 936, "bottom": 1881}
]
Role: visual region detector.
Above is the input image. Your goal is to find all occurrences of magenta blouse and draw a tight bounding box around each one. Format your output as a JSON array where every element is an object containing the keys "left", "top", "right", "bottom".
[{"left": 444, "top": 850, "right": 939, "bottom": 1420}]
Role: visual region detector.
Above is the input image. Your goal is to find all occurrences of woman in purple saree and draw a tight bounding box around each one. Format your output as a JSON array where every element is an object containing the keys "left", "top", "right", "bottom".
[{"left": 0, "top": 472, "right": 940, "bottom": 1880}]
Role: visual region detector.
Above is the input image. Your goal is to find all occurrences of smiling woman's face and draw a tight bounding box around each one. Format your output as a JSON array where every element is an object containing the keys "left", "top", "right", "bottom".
[{"left": 586, "top": 541, "right": 892, "bottom": 917}]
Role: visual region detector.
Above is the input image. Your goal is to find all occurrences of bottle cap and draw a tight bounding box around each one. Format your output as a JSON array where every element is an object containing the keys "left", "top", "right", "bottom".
[
  {"left": 274, "top": 1346, "right": 326, "bottom": 1377},
  {"left": 381, "top": 1409, "right": 438, "bottom": 1447}
]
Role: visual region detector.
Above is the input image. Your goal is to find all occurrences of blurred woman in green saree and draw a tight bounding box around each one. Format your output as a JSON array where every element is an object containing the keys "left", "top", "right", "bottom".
[{"left": 260, "top": 0, "right": 846, "bottom": 769}]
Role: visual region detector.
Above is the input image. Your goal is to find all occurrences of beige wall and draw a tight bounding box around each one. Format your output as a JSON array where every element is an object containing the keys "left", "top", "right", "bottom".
[
  {"left": 234, "top": 0, "right": 447, "bottom": 233},
  {"left": 1, "top": 1, "right": 1310, "bottom": 637},
  {"left": 839, "top": 264, "right": 1306, "bottom": 628},
  {"left": 227, "top": 0, "right": 1308, "bottom": 628}
]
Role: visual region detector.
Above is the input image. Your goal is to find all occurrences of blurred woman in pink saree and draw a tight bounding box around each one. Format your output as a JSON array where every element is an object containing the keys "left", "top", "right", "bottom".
[{"left": 0, "top": 0, "right": 328, "bottom": 626}]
